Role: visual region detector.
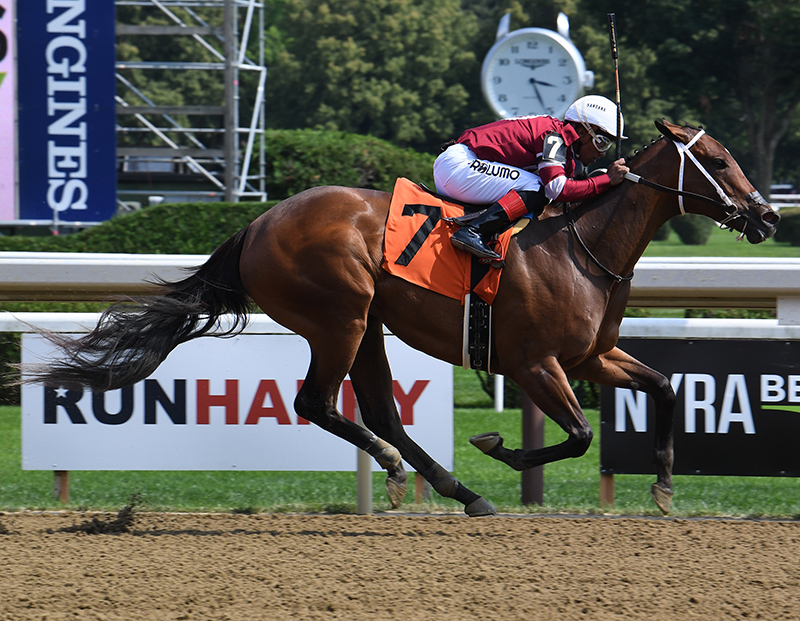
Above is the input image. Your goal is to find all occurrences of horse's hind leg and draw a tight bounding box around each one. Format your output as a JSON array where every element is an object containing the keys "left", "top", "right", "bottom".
[
  {"left": 568, "top": 347, "right": 676, "bottom": 514},
  {"left": 348, "top": 317, "right": 496, "bottom": 517},
  {"left": 293, "top": 325, "right": 408, "bottom": 487}
]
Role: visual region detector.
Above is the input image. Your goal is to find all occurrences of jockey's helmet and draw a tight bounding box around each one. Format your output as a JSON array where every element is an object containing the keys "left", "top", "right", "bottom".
[{"left": 565, "top": 95, "right": 627, "bottom": 140}]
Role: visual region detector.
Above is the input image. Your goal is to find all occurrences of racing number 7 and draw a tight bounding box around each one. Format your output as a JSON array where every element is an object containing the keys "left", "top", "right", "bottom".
[{"left": 395, "top": 203, "right": 441, "bottom": 266}]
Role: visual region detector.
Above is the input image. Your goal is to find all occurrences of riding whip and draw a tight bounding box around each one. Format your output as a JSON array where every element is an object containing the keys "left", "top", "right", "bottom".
[{"left": 606, "top": 13, "right": 622, "bottom": 160}]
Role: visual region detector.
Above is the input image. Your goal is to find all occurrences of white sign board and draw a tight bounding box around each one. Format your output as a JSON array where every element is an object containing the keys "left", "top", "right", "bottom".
[{"left": 22, "top": 333, "right": 453, "bottom": 471}]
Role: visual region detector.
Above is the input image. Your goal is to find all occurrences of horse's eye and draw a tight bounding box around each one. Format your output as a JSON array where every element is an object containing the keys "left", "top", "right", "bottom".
[{"left": 713, "top": 158, "right": 728, "bottom": 170}]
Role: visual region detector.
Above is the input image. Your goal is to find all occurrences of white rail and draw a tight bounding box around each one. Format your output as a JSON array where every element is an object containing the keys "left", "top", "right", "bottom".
[{"left": 2, "top": 252, "right": 800, "bottom": 312}]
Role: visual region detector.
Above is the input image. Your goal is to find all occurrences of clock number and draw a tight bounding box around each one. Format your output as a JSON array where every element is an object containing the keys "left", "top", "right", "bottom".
[
  {"left": 395, "top": 204, "right": 442, "bottom": 267},
  {"left": 492, "top": 76, "right": 502, "bottom": 85},
  {"left": 563, "top": 76, "right": 573, "bottom": 85},
  {"left": 498, "top": 58, "right": 510, "bottom": 66},
  {"left": 510, "top": 45, "right": 520, "bottom": 54},
  {"left": 498, "top": 94, "right": 507, "bottom": 102},
  {"left": 558, "top": 58, "right": 567, "bottom": 67},
  {"left": 526, "top": 41, "right": 539, "bottom": 49}
]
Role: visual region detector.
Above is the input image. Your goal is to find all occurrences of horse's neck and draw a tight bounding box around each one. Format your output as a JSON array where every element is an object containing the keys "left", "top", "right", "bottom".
[{"left": 572, "top": 141, "right": 679, "bottom": 278}]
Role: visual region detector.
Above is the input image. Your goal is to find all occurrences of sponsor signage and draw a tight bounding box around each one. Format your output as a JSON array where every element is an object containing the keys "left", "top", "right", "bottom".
[
  {"left": 22, "top": 334, "right": 453, "bottom": 471},
  {"left": 0, "top": 1, "right": 14, "bottom": 219},
  {"left": 16, "top": 0, "right": 116, "bottom": 222},
  {"left": 601, "top": 339, "right": 800, "bottom": 477}
]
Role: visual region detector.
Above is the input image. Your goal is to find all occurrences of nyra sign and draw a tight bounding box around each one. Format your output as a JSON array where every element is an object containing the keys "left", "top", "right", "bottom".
[
  {"left": 601, "top": 339, "right": 800, "bottom": 477},
  {"left": 21, "top": 333, "right": 453, "bottom": 472}
]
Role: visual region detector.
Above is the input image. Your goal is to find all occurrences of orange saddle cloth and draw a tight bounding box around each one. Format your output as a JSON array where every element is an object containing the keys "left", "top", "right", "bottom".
[{"left": 382, "top": 178, "right": 515, "bottom": 305}]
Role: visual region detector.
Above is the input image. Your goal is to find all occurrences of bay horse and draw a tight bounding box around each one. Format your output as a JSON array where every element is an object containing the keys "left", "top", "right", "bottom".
[{"left": 28, "top": 120, "right": 779, "bottom": 516}]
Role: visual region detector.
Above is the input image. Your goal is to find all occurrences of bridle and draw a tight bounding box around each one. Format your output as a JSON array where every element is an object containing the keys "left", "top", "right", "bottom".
[
  {"left": 565, "top": 129, "right": 757, "bottom": 282},
  {"left": 624, "top": 130, "right": 755, "bottom": 234}
]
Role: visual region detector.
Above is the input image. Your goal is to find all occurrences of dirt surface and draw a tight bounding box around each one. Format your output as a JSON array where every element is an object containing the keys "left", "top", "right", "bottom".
[{"left": 1, "top": 511, "right": 799, "bottom": 620}]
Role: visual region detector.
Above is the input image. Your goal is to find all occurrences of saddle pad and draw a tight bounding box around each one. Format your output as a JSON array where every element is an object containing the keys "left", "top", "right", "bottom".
[{"left": 382, "top": 178, "right": 515, "bottom": 305}]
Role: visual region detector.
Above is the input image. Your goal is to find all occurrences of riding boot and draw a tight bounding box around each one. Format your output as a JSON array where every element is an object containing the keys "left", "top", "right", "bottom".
[{"left": 450, "top": 190, "right": 531, "bottom": 260}]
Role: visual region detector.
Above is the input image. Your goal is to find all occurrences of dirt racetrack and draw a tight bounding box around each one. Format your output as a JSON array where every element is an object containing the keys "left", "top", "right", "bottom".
[{"left": 1, "top": 511, "right": 799, "bottom": 620}]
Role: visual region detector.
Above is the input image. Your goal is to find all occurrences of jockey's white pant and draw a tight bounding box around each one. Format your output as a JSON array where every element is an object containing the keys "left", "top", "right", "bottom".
[{"left": 433, "top": 143, "right": 543, "bottom": 204}]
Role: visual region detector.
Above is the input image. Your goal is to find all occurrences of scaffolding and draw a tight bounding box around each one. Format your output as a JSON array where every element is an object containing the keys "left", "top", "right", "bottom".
[{"left": 115, "top": 0, "right": 266, "bottom": 209}]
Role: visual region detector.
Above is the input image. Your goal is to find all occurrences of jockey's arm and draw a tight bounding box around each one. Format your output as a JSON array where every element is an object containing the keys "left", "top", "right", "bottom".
[{"left": 539, "top": 159, "right": 629, "bottom": 202}]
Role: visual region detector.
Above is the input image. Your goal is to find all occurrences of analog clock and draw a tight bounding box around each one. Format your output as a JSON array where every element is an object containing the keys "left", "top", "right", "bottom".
[{"left": 481, "top": 25, "right": 594, "bottom": 120}]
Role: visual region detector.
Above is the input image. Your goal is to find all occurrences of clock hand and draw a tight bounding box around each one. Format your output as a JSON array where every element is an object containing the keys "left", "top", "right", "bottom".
[
  {"left": 529, "top": 78, "right": 546, "bottom": 110},
  {"left": 529, "top": 78, "right": 556, "bottom": 88}
]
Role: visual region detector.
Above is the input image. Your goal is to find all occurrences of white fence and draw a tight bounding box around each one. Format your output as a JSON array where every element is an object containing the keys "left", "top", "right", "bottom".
[{"left": 4, "top": 252, "right": 800, "bottom": 311}]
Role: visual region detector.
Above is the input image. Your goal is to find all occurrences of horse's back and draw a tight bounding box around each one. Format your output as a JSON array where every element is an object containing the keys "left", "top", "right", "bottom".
[{"left": 239, "top": 186, "right": 391, "bottom": 339}]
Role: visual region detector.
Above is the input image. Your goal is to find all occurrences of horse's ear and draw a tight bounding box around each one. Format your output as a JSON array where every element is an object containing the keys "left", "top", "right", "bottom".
[{"left": 655, "top": 119, "right": 676, "bottom": 139}]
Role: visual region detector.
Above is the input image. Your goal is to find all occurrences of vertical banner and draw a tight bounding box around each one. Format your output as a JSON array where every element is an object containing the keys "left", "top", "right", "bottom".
[
  {"left": 17, "top": 0, "right": 116, "bottom": 222},
  {"left": 0, "top": 1, "right": 14, "bottom": 219}
]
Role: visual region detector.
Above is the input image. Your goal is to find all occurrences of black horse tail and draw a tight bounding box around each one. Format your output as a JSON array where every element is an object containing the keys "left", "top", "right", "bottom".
[{"left": 27, "top": 228, "right": 252, "bottom": 392}]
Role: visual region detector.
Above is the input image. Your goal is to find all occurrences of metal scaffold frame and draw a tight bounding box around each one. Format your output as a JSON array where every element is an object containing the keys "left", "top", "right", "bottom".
[{"left": 115, "top": 0, "right": 266, "bottom": 207}]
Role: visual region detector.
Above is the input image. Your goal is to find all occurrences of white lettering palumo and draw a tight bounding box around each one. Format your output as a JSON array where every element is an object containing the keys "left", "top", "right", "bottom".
[{"left": 45, "top": 0, "right": 88, "bottom": 212}]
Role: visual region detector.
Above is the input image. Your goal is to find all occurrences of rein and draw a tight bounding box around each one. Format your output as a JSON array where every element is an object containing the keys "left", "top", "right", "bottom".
[
  {"left": 564, "top": 129, "right": 746, "bottom": 282},
  {"left": 564, "top": 204, "right": 634, "bottom": 283}
]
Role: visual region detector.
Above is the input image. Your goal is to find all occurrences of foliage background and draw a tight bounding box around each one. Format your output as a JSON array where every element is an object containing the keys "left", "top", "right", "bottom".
[{"left": 115, "top": 0, "right": 800, "bottom": 192}]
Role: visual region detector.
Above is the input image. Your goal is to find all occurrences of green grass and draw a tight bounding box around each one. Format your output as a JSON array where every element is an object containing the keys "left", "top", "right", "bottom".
[
  {"left": 3, "top": 369, "right": 799, "bottom": 517},
  {"left": 644, "top": 224, "right": 800, "bottom": 257}
]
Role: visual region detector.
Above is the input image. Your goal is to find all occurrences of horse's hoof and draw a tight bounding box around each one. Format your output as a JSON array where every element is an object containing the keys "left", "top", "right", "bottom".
[
  {"left": 465, "top": 497, "right": 497, "bottom": 517},
  {"left": 651, "top": 483, "right": 673, "bottom": 515},
  {"left": 469, "top": 432, "right": 502, "bottom": 454},
  {"left": 386, "top": 473, "right": 407, "bottom": 509}
]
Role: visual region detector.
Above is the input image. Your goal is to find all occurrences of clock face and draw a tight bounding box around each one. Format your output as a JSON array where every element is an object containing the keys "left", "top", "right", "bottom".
[{"left": 481, "top": 28, "right": 585, "bottom": 120}]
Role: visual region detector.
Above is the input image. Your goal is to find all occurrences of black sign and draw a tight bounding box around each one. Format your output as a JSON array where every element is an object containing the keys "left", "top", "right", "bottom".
[{"left": 600, "top": 339, "right": 800, "bottom": 477}]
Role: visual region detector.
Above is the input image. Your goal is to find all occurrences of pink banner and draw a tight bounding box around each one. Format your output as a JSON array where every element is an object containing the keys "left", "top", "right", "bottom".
[{"left": 0, "top": 2, "right": 15, "bottom": 220}]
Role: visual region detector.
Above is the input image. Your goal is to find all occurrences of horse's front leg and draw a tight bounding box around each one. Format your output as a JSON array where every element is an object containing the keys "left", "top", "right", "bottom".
[
  {"left": 470, "top": 356, "right": 594, "bottom": 472},
  {"left": 349, "top": 317, "right": 496, "bottom": 517},
  {"left": 569, "top": 346, "right": 676, "bottom": 514}
]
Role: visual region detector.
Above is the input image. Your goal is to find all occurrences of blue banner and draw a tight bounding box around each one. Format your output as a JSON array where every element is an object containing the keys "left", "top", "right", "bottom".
[{"left": 17, "top": 0, "right": 116, "bottom": 222}]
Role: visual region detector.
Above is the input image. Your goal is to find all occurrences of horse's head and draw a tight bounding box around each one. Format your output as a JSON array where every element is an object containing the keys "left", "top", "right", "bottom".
[{"left": 654, "top": 119, "right": 780, "bottom": 243}]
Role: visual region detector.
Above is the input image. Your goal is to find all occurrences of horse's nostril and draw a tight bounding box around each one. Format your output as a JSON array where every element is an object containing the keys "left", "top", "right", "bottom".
[{"left": 763, "top": 210, "right": 781, "bottom": 226}]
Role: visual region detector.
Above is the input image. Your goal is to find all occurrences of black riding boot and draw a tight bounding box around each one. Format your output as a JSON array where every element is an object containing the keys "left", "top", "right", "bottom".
[{"left": 450, "top": 203, "right": 513, "bottom": 261}]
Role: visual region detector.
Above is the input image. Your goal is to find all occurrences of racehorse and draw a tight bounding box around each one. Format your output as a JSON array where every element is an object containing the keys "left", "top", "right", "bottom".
[{"left": 27, "top": 120, "right": 779, "bottom": 516}]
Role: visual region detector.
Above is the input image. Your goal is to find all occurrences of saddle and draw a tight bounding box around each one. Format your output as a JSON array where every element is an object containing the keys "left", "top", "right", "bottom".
[{"left": 382, "top": 178, "right": 529, "bottom": 373}]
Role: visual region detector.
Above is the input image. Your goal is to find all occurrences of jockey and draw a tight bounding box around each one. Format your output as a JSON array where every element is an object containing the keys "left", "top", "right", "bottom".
[{"left": 434, "top": 94, "right": 630, "bottom": 261}]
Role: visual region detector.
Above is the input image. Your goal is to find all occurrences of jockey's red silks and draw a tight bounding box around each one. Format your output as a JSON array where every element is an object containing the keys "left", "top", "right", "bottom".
[{"left": 382, "top": 178, "right": 514, "bottom": 305}]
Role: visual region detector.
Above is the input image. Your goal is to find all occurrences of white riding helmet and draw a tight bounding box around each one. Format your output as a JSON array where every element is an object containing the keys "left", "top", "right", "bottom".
[{"left": 565, "top": 95, "right": 627, "bottom": 140}]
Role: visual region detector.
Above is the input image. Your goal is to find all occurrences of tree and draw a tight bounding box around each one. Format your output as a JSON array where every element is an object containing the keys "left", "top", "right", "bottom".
[
  {"left": 263, "top": 0, "right": 480, "bottom": 151},
  {"left": 575, "top": 0, "right": 800, "bottom": 192}
]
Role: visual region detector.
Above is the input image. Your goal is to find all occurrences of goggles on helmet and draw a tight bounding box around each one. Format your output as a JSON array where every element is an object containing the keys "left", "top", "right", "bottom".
[{"left": 582, "top": 122, "right": 614, "bottom": 153}]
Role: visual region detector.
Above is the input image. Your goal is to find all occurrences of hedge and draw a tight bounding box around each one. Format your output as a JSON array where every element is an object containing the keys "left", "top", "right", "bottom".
[
  {"left": 773, "top": 207, "right": 800, "bottom": 246},
  {"left": 670, "top": 213, "right": 715, "bottom": 245},
  {"left": 264, "top": 129, "right": 436, "bottom": 199}
]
